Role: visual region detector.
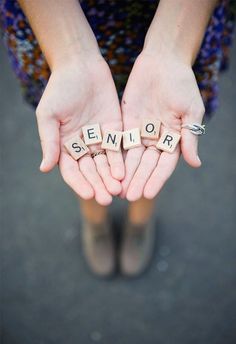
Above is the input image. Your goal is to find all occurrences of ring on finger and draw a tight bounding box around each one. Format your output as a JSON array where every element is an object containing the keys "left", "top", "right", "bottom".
[
  {"left": 91, "top": 150, "right": 106, "bottom": 159},
  {"left": 181, "top": 123, "right": 206, "bottom": 135}
]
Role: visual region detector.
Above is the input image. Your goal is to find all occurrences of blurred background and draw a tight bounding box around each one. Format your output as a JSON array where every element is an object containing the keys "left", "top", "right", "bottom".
[{"left": 1, "top": 36, "right": 236, "bottom": 343}]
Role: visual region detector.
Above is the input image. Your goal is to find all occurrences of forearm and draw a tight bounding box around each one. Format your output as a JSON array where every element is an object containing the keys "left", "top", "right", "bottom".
[
  {"left": 143, "top": 0, "right": 218, "bottom": 65},
  {"left": 18, "top": 0, "right": 100, "bottom": 70}
]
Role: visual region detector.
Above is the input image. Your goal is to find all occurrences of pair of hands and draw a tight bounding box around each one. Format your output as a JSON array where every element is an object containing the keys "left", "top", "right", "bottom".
[{"left": 36, "top": 50, "right": 205, "bottom": 206}]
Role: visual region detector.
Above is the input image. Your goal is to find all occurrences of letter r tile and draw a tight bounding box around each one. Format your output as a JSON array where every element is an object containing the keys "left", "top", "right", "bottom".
[
  {"left": 156, "top": 130, "right": 181, "bottom": 153},
  {"left": 82, "top": 123, "right": 102, "bottom": 145}
]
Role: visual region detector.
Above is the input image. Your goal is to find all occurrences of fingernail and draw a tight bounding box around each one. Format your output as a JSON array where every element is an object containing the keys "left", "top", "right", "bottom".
[
  {"left": 197, "top": 155, "right": 202, "bottom": 164},
  {"left": 40, "top": 160, "right": 45, "bottom": 170}
]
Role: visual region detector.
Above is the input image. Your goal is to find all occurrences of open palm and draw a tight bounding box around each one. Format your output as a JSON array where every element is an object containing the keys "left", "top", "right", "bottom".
[
  {"left": 121, "top": 52, "right": 205, "bottom": 201},
  {"left": 36, "top": 54, "right": 124, "bottom": 205}
]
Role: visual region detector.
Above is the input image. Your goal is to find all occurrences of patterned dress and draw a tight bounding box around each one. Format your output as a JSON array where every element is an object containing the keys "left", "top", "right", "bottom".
[{"left": 0, "top": 0, "right": 235, "bottom": 116}]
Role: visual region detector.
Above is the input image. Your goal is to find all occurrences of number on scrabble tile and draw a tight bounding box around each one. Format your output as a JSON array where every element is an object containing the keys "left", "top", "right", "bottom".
[
  {"left": 64, "top": 135, "right": 89, "bottom": 160},
  {"left": 101, "top": 130, "right": 123, "bottom": 151},
  {"left": 156, "top": 131, "right": 181, "bottom": 153},
  {"left": 123, "top": 128, "right": 141, "bottom": 150},
  {"left": 82, "top": 123, "right": 102, "bottom": 145},
  {"left": 141, "top": 118, "right": 161, "bottom": 139}
]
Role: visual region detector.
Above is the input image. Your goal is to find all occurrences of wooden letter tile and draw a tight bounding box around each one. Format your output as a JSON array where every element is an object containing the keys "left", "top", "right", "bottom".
[
  {"left": 141, "top": 118, "right": 161, "bottom": 139},
  {"left": 82, "top": 123, "right": 102, "bottom": 145},
  {"left": 64, "top": 135, "right": 89, "bottom": 160},
  {"left": 101, "top": 130, "right": 123, "bottom": 151},
  {"left": 123, "top": 128, "right": 141, "bottom": 150},
  {"left": 156, "top": 130, "right": 181, "bottom": 153}
]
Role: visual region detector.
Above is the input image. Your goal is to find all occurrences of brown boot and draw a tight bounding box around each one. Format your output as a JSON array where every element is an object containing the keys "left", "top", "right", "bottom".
[
  {"left": 119, "top": 220, "right": 156, "bottom": 277},
  {"left": 81, "top": 219, "right": 116, "bottom": 277}
]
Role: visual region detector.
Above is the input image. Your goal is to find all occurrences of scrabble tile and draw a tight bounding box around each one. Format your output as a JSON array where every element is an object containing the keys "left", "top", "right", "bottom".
[
  {"left": 82, "top": 123, "right": 102, "bottom": 145},
  {"left": 123, "top": 128, "right": 141, "bottom": 150},
  {"left": 141, "top": 118, "right": 161, "bottom": 139},
  {"left": 64, "top": 135, "right": 89, "bottom": 160},
  {"left": 101, "top": 130, "right": 123, "bottom": 151},
  {"left": 156, "top": 130, "right": 181, "bottom": 153}
]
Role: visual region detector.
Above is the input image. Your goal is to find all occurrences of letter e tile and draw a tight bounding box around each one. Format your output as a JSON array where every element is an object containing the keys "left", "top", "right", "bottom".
[{"left": 82, "top": 124, "right": 102, "bottom": 145}]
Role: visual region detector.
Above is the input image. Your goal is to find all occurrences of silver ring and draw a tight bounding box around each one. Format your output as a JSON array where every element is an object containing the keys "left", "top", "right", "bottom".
[
  {"left": 181, "top": 123, "right": 206, "bottom": 136},
  {"left": 91, "top": 150, "right": 106, "bottom": 158}
]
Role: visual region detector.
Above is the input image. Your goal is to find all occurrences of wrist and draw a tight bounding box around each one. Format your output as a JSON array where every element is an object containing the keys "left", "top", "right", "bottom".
[
  {"left": 143, "top": 28, "right": 194, "bottom": 67},
  {"left": 50, "top": 38, "right": 101, "bottom": 71},
  {"left": 141, "top": 42, "right": 193, "bottom": 71},
  {"left": 142, "top": 0, "right": 216, "bottom": 67}
]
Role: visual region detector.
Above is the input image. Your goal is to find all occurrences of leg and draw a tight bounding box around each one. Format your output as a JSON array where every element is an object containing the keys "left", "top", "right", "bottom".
[
  {"left": 80, "top": 198, "right": 108, "bottom": 225},
  {"left": 128, "top": 197, "right": 155, "bottom": 225},
  {"left": 119, "top": 197, "right": 157, "bottom": 277},
  {"left": 79, "top": 199, "right": 115, "bottom": 277}
]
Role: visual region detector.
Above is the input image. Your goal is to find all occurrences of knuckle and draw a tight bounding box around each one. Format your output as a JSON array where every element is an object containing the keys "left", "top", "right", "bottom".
[
  {"left": 194, "top": 103, "right": 205, "bottom": 121},
  {"left": 36, "top": 105, "right": 46, "bottom": 119},
  {"left": 36, "top": 104, "right": 53, "bottom": 120},
  {"left": 187, "top": 100, "right": 205, "bottom": 122},
  {"left": 197, "top": 103, "right": 205, "bottom": 119},
  {"left": 35, "top": 106, "right": 42, "bottom": 118}
]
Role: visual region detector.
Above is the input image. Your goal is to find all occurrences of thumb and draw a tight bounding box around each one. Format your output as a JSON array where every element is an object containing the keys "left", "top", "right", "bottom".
[
  {"left": 181, "top": 127, "right": 202, "bottom": 168},
  {"left": 36, "top": 109, "right": 60, "bottom": 173},
  {"left": 181, "top": 104, "right": 205, "bottom": 168}
]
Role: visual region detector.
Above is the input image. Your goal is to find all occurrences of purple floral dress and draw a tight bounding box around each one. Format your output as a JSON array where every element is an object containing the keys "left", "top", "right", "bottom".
[{"left": 0, "top": 0, "right": 235, "bottom": 116}]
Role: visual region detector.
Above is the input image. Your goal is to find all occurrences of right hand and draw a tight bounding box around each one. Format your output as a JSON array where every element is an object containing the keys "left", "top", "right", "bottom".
[{"left": 36, "top": 51, "right": 124, "bottom": 206}]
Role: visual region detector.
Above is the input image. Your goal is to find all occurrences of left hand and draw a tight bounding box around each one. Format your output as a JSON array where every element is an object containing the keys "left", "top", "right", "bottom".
[{"left": 121, "top": 51, "right": 205, "bottom": 201}]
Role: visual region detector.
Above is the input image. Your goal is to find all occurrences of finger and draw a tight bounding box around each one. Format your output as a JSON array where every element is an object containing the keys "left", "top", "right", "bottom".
[
  {"left": 144, "top": 146, "right": 180, "bottom": 199},
  {"left": 79, "top": 156, "right": 112, "bottom": 206},
  {"left": 181, "top": 104, "right": 205, "bottom": 168},
  {"left": 101, "top": 119, "right": 124, "bottom": 180},
  {"left": 106, "top": 150, "right": 125, "bottom": 181},
  {"left": 93, "top": 154, "right": 122, "bottom": 195},
  {"left": 181, "top": 128, "right": 201, "bottom": 168},
  {"left": 36, "top": 108, "right": 60, "bottom": 173},
  {"left": 59, "top": 152, "right": 94, "bottom": 200},
  {"left": 126, "top": 148, "right": 161, "bottom": 202},
  {"left": 120, "top": 146, "right": 145, "bottom": 198}
]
